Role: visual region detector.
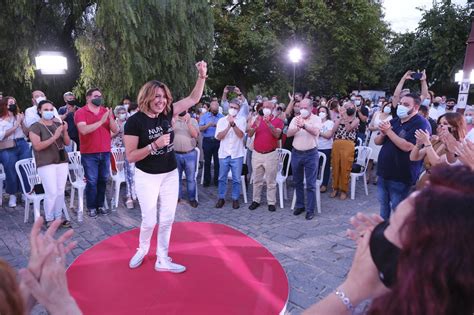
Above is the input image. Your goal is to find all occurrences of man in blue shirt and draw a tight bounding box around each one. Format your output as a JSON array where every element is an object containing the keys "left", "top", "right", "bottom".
[
  {"left": 375, "top": 93, "right": 431, "bottom": 220},
  {"left": 199, "top": 101, "right": 224, "bottom": 186}
]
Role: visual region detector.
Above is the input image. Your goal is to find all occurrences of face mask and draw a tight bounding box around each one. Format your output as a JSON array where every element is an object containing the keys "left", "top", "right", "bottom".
[
  {"left": 369, "top": 221, "right": 401, "bottom": 288},
  {"left": 396, "top": 105, "right": 412, "bottom": 119},
  {"left": 42, "top": 111, "right": 55, "bottom": 121},
  {"left": 123, "top": 104, "right": 129, "bottom": 111},
  {"left": 465, "top": 116, "right": 473, "bottom": 125},
  {"left": 378, "top": 102, "right": 383, "bottom": 107},
  {"left": 350, "top": 96, "right": 356, "bottom": 101},
  {"left": 179, "top": 111, "right": 187, "bottom": 117},
  {"left": 318, "top": 112, "right": 327, "bottom": 119},
  {"left": 300, "top": 109, "right": 310, "bottom": 118},
  {"left": 421, "top": 99, "right": 430, "bottom": 106},
  {"left": 8, "top": 104, "right": 17, "bottom": 112},
  {"left": 320, "top": 101, "right": 326, "bottom": 106},
  {"left": 262, "top": 108, "right": 272, "bottom": 117},
  {"left": 91, "top": 98, "right": 103, "bottom": 106},
  {"left": 271, "top": 99, "right": 277, "bottom": 104},
  {"left": 258, "top": 109, "right": 264, "bottom": 116},
  {"left": 228, "top": 108, "right": 238, "bottom": 117},
  {"left": 294, "top": 108, "right": 300, "bottom": 114},
  {"left": 35, "top": 96, "right": 46, "bottom": 104},
  {"left": 67, "top": 100, "right": 78, "bottom": 106},
  {"left": 200, "top": 108, "right": 207, "bottom": 114},
  {"left": 383, "top": 106, "right": 391, "bottom": 114},
  {"left": 446, "top": 105, "right": 455, "bottom": 110},
  {"left": 433, "top": 102, "right": 439, "bottom": 107},
  {"left": 354, "top": 100, "right": 361, "bottom": 106},
  {"left": 346, "top": 108, "right": 355, "bottom": 116},
  {"left": 118, "top": 113, "right": 127, "bottom": 120}
]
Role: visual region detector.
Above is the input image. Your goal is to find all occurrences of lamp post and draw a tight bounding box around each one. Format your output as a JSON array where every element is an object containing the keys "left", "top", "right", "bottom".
[
  {"left": 456, "top": 1, "right": 474, "bottom": 112},
  {"left": 288, "top": 47, "right": 302, "bottom": 96}
]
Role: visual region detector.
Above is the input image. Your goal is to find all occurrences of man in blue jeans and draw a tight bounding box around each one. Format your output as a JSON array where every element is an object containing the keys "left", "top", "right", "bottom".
[
  {"left": 199, "top": 101, "right": 223, "bottom": 186},
  {"left": 214, "top": 99, "right": 246, "bottom": 209},
  {"left": 75, "top": 88, "right": 119, "bottom": 217},
  {"left": 375, "top": 93, "right": 431, "bottom": 220}
]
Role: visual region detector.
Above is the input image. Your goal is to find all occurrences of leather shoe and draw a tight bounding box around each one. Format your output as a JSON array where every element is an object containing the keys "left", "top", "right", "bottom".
[
  {"left": 248, "top": 201, "right": 260, "bottom": 210},
  {"left": 232, "top": 200, "right": 239, "bottom": 209},
  {"left": 305, "top": 212, "right": 315, "bottom": 220},
  {"left": 203, "top": 182, "right": 210, "bottom": 187},
  {"left": 189, "top": 200, "right": 198, "bottom": 208},
  {"left": 215, "top": 199, "right": 225, "bottom": 208},
  {"left": 293, "top": 208, "right": 305, "bottom": 216},
  {"left": 268, "top": 205, "right": 276, "bottom": 212}
]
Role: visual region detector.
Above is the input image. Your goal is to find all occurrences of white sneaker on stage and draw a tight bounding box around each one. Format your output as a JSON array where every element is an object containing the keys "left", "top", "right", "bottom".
[
  {"left": 129, "top": 248, "right": 147, "bottom": 269},
  {"left": 155, "top": 257, "right": 186, "bottom": 273}
]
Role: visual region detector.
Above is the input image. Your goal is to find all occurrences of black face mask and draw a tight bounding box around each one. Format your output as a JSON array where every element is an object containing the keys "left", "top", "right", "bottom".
[
  {"left": 258, "top": 109, "right": 264, "bottom": 116},
  {"left": 179, "top": 111, "right": 186, "bottom": 117},
  {"left": 8, "top": 104, "right": 17, "bottom": 112},
  {"left": 67, "top": 100, "right": 78, "bottom": 106},
  {"left": 211, "top": 110, "right": 218, "bottom": 115},
  {"left": 369, "top": 221, "right": 401, "bottom": 288},
  {"left": 346, "top": 108, "right": 355, "bottom": 116},
  {"left": 446, "top": 105, "right": 455, "bottom": 110},
  {"left": 433, "top": 102, "right": 439, "bottom": 107}
]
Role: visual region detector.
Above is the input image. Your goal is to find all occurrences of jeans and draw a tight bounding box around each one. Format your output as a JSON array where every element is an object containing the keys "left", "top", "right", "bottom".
[
  {"left": 0, "top": 139, "right": 32, "bottom": 194},
  {"left": 37, "top": 163, "right": 68, "bottom": 222},
  {"left": 202, "top": 137, "right": 220, "bottom": 184},
  {"left": 377, "top": 176, "right": 411, "bottom": 220},
  {"left": 81, "top": 152, "right": 110, "bottom": 210},
  {"left": 292, "top": 148, "right": 319, "bottom": 214},
  {"left": 218, "top": 156, "right": 243, "bottom": 200},
  {"left": 318, "top": 149, "right": 332, "bottom": 187},
  {"left": 175, "top": 150, "right": 197, "bottom": 201},
  {"left": 124, "top": 160, "right": 136, "bottom": 199}
]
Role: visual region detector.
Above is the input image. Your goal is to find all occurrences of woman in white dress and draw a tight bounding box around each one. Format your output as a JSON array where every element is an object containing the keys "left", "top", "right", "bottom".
[{"left": 366, "top": 102, "right": 393, "bottom": 184}]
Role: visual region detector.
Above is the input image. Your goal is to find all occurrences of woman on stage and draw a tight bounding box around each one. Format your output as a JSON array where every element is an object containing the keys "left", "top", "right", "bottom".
[{"left": 124, "top": 61, "right": 207, "bottom": 272}]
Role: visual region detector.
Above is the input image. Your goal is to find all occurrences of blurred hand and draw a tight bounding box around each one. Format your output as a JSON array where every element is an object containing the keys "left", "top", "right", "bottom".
[
  {"left": 183, "top": 113, "right": 191, "bottom": 123},
  {"left": 347, "top": 212, "right": 384, "bottom": 242},
  {"left": 62, "top": 121, "right": 69, "bottom": 133},
  {"left": 53, "top": 125, "right": 64, "bottom": 140},
  {"left": 288, "top": 92, "right": 294, "bottom": 102},
  {"left": 455, "top": 140, "right": 474, "bottom": 170},
  {"left": 154, "top": 133, "right": 171, "bottom": 148},
  {"left": 379, "top": 121, "right": 391, "bottom": 134},
  {"left": 414, "top": 129, "right": 431, "bottom": 146},
  {"left": 403, "top": 70, "right": 414, "bottom": 80},
  {"left": 100, "top": 109, "right": 110, "bottom": 124},
  {"left": 227, "top": 115, "right": 234, "bottom": 124},
  {"left": 421, "top": 69, "right": 427, "bottom": 81},
  {"left": 196, "top": 60, "right": 208, "bottom": 77}
]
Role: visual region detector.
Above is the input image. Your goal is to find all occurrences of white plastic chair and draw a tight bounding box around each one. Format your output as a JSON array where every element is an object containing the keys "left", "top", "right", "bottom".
[
  {"left": 291, "top": 152, "right": 327, "bottom": 214},
  {"left": 276, "top": 148, "right": 291, "bottom": 209},
  {"left": 110, "top": 147, "right": 126, "bottom": 209},
  {"left": 180, "top": 147, "right": 201, "bottom": 201},
  {"left": 0, "top": 164, "right": 5, "bottom": 206},
  {"left": 68, "top": 152, "right": 86, "bottom": 222},
  {"left": 226, "top": 148, "right": 248, "bottom": 203},
  {"left": 350, "top": 146, "right": 373, "bottom": 200}
]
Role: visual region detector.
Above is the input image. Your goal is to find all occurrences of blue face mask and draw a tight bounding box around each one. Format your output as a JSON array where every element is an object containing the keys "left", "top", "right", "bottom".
[
  {"left": 383, "top": 106, "right": 391, "bottom": 114},
  {"left": 42, "top": 111, "right": 55, "bottom": 121},
  {"left": 396, "top": 105, "right": 412, "bottom": 119},
  {"left": 354, "top": 100, "right": 361, "bottom": 106},
  {"left": 466, "top": 116, "right": 473, "bottom": 125},
  {"left": 421, "top": 99, "right": 430, "bottom": 106}
]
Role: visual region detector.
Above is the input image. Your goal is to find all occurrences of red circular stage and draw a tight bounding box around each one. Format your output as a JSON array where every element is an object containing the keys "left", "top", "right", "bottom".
[{"left": 67, "top": 222, "right": 289, "bottom": 315}]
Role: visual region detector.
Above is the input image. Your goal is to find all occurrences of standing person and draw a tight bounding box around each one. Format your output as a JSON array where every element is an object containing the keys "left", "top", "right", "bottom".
[
  {"left": 375, "top": 93, "right": 430, "bottom": 220},
  {"left": 317, "top": 106, "right": 335, "bottom": 193},
  {"left": 173, "top": 109, "right": 200, "bottom": 208},
  {"left": 124, "top": 61, "right": 207, "bottom": 273},
  {"left": 58, "top": 91, "right": 80, "bottom": 151},
  {"left": 214, "top": 99, "right": 246, "bottom": 209},
  {"left": 247, "top": 100, "right": 284, "bottom": 212},
  {"left": 29, "top": 100, "right": 71, "bottom": 228},
  {"left": 24, "top": 90, "right": 60, "bottom": 128},
  {"left": 74, "top": 88, "right": 119, "bottom": 217},
  {"left": 199, "top": 101, "right": 223, "bottom": 186},
  {"left": 354, "top": 95, "right": 369, "bottom": 144},
  {"left": 330, "top": 102, "right": 360, "bottom": 200},
  {"left": 287, "top": 99, "right": 321, "bottom": 220},
  {"left": 0, "top": 97, "right": 31, "bottom": 207},
  {"left": 221, "top": 86, "right": 249, "bottom": 119}
]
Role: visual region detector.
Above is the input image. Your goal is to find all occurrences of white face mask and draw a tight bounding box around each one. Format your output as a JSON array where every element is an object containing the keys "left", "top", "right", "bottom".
[
  {"left": 300, "top": 109, "right": 310, "bottom": 118},
  {"left": 123, "top": 104, "right": 129, "bottom": 111},
  {"left": 130, "top": 110, "right": 137, "bottom": 116},
  {"left": 228, "top": 108, "right": 238, "bottom": 117},
  {"left": 118, "top": 113, "right": 127, "bottom": 120},
  {"left": 383, "top": 106, "right": 391, "bottom": 114},
  {"left": 35, "top": 96, "right": 46, "bottom": 104},
  {"left": 263, "top": 108, "right": 272, "bottom": 117},
  {"left": 318, "top": 112, "right": 327, "bottom": 119},
  {"left": 200, "top": 108, "right": 207, "bottom": 114},
  {"left": 320, "top": 101, "right": 326, "bottom": 106}
]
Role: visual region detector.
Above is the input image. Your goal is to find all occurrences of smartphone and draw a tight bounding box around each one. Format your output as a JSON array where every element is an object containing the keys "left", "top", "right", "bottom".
[
  {"left": 227, "top": 85, "right": 236, "bottom": 92},
  {"left": 411, "top": 72, "right": 422, "bottom": 80}
]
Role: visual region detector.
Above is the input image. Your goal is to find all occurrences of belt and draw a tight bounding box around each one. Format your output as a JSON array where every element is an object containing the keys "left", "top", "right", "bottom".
[
  {"left": 175, "top": 149, "right": 195, "bottom": 154},
  {"left": 255, "top": 149, "right": 275, "bottom": 154},
  {"left": 292, "top": 147, "right": 317, "bottom": 154},
  {"left": 204, "top": 137, "right": 219, "bottom": 140}
]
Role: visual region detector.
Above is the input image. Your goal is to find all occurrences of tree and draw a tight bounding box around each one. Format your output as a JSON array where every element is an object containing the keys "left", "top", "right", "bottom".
[{"left": 74, "top": 0, "right": 214, "bottom": 105}]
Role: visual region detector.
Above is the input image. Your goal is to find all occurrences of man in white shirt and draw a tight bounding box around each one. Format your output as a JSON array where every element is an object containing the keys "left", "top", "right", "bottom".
[
  {"left": 214, "top": 99, "right": 246, "bottom": 209},
  {"left": 428, "top": 96, "right": 445, "bottom": 121},
  {"left": 287, "top": 98, "right": 322, "bottom": 220},
  {"left": 24, "top": 90, "right": 60, "bottom": 128}
]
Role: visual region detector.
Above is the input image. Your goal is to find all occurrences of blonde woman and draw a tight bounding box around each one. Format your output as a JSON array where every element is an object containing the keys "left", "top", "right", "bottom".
[{"left": 124, "top": 61, "right": 207, "bottom": 273}]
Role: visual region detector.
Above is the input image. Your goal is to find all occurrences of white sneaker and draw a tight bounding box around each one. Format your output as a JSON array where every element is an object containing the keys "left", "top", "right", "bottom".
[
  {"left": 155, "top": 257, "right": 186, "bottom": 273},
  {"left": 129, "top": 248, "right": 147, "bottom": 269},
  {"left": 8, "top": 195, "right": 17, "bottom": 208}
]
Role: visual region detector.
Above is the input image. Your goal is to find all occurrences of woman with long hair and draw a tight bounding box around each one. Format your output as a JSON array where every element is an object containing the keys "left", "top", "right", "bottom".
[
  {"left": 124, "top": 61, "right": 207, "bottom": 273},
  {"left": 316, "top": 105, "right": 334, "bottom": 192},
  {"left": 304, "top": 164, "right": 474, "bottom": 315}
]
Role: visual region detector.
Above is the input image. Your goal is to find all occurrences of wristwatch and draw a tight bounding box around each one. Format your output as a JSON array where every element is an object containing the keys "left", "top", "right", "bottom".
[
  {"left": 302, "top": 124, "right": 306, "bottom": 130},
  {"left": 230, "top": 122, "right": 236, "bottom": 128}
]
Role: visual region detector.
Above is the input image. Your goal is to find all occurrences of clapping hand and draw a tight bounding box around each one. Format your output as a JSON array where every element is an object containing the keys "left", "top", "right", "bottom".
[
  {"left": 455, "top": 140, "right": 474, "bottom": 170},
  {"left": 296, "top": 116, "right": 304, "bottom": 129},
  {"left": 378, "top": 121, "right": 391, "bottom": 134},
  {"left": 414, "top": 129, "right": 431, "bottom": 146},
  {"left": 227, "top": 115, "right": 235, "bottom": 125}
]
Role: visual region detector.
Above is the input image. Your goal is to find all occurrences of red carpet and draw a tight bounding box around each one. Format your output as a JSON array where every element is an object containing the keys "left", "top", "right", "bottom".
[{"left": 67, "top": 222, "right": 289, "bottom": 315}]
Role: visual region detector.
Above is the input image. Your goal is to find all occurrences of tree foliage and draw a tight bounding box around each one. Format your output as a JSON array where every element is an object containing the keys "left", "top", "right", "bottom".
[{"left": 75, "top": 0, "right": 214, "bottom": 105}]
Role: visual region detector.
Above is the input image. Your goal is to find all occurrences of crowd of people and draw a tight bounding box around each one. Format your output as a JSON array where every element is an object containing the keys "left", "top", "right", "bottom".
[{"left": 0, "top": 66, "right": 473, "bottom": 314}]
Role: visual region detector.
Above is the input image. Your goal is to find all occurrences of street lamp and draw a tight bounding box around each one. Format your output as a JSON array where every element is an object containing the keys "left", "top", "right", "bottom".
[
  {"left": 288, "top": 47, "right": 302, "bottom": 96},
  {"left": 35, "top": 51, "right": 68, "bottom": 75}
]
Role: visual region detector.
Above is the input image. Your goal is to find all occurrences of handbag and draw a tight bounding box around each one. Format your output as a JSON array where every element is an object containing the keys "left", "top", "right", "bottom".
[{"left": 0, "top": 139, "right": 16, "bottom": 150}]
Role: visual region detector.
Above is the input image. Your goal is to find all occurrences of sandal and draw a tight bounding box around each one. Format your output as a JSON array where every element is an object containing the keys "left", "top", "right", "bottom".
[
  {"left": 330, "top": 190, "right": 339, "bottom": 198},
  {"left": 339, "top": 192, "right": 348, "bottom": 200}
]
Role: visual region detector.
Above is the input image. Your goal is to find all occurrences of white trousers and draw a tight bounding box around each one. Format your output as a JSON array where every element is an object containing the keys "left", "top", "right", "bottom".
[
  {"left": 135, "top": 168, "right": 179, "bottom": 259},
  {"left": 37, "top": 163, "right": 69, "bottom": 222}
]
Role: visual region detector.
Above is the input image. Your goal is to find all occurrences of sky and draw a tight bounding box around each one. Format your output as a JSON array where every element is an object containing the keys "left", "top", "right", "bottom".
[{"left": 383, "top": 0, "right": 467, "bottom": 33}]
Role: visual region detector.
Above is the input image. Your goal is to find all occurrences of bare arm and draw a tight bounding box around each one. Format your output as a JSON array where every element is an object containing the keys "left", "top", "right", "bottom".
[
  {"left": 420, "top": 70, "right": 429, "bottom": 101},
  {"left": 124, "top": 135, "right": 152, "bottom": 163},
  {"left": 410, "top": 145, "right": 426, "bottom": 161},
  {"left": 172, "top": 61, "right": 207, "bottom": 115},
  {"left": 384, "top": 129, "right": 414, "bottom": 152},
  {"left": 29, "top": 126, "right": 64, "bottom": 152},
  {"left": 392, "top": 70, "right": 413, "bottom": 107}
]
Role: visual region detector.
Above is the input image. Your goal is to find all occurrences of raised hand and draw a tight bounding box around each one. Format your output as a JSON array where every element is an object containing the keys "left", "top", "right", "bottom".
[
  {"left": 288, "top": 92, "right": 294, "bottom": 102},
  {"left": 196, "top": 60, "right": 208, "bottom": 77},
  {"left": 403, "top": 70, "right": 414, "bottom": 80}
]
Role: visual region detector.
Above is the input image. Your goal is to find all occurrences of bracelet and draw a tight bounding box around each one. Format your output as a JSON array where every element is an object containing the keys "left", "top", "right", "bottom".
[
  {"left": 198, "top": 74, "right": 208, "bottom": 79},
  {"left": 147, "top": 144, "right": 153, "bottom": 152},
  {"left": 335, "top": 288, "right": 354, "bottom": 311},
  {"left": 230, "top": 122, "right": 236, "bottom": 128},
  {"left": 424, "top": 144, "right": 432, "bottom": 148}
]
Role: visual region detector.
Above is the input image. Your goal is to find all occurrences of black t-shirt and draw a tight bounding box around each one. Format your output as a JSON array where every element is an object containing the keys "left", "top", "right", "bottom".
[
  {"left": 357, "top": 105, "right": 370, "bottom": 133},
  {"left": 124, "top": 110, "right": 176, "bottom": 174}
]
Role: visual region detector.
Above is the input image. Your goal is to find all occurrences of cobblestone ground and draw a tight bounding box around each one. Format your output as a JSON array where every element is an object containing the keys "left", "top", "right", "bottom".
[{"left": 0, "top": 173, "right": 379, "bottom": 315}]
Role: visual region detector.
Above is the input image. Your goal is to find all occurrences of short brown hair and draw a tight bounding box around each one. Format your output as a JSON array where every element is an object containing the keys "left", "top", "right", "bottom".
[
  {"left": 137, "top": 80, "right": 173, "bottom": 115},
  {"left": 86, "top": 88, "right": 101, "bottom": 97},
  {"left": 0, "top": 259, "right": 25, "bottom": 315}
]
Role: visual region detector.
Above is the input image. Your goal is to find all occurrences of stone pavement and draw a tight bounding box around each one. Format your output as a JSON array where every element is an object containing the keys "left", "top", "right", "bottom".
[{"left": 0, "top": 175, "right": 380, "bottom": 314}]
